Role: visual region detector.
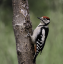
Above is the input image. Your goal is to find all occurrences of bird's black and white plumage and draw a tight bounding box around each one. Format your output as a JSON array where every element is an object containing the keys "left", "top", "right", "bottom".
[{"left": 31, "top": 16, "right": 50, "bottom": 63}]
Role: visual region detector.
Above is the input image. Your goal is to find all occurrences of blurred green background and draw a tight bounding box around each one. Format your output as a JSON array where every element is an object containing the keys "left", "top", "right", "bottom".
[{"left": 0, "top": 0, "right": 63, "bottom": 64}]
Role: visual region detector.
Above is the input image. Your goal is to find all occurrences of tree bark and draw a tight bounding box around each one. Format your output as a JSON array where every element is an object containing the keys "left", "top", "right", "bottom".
[{"left": 12, "top": 0, "right": 35, "bottom": 64}]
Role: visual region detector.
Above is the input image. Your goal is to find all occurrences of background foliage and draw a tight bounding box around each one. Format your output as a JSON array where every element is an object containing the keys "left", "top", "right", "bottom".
[{"left": 0, "top": 0, "right": 63, "bottom": 64}]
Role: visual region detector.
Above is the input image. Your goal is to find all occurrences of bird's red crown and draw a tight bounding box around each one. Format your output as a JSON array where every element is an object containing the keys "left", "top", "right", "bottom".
[{"left": 43, "top": 16, "right": 50, "bottom": 20}]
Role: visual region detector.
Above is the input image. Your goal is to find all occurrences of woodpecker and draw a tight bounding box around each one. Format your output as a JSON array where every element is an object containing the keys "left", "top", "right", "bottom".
[{"left": 30, "top": 16, "right": 50, "bottom": 63}]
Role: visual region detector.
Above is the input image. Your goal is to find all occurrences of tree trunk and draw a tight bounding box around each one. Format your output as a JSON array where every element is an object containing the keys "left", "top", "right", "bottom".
[{"left": 12, "top": 0, "right": 35, "bottom": 64}]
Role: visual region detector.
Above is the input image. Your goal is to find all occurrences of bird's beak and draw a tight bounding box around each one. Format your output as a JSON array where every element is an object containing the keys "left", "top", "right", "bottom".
[
  {"left": 37, "top": 17, "right": 43, "bottom": 21},
  {"left": 37, "top": 17, "right": 46, "bottom": 24},
  {"left": 37, "top": 17, "right": 41, "bottom": 20}
]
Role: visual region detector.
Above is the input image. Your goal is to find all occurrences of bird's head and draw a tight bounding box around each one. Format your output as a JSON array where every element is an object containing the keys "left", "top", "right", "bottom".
[{"left": 37, "top": 16, "right": 50, "bottom": 26}]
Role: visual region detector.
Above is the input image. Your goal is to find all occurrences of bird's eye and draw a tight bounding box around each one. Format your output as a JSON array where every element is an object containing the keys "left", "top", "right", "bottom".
[{"left": 43, "top": 18, "right": 47, "bottom": 20}]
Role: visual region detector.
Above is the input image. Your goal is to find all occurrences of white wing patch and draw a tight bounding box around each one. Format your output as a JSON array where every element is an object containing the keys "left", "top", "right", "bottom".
[{"left": 41, "top": 29, "right": 45, "bottom": 43}]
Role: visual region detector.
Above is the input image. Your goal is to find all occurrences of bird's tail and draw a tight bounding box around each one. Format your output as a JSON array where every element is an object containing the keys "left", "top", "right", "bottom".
[{"left": 33, "top": 52, "right": 38, "bottom": 63}]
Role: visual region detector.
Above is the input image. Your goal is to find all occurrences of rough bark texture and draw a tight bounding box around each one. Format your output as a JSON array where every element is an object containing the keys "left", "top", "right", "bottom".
[{"left": 12, "top": 0, "right": 35, "bottom": 64}]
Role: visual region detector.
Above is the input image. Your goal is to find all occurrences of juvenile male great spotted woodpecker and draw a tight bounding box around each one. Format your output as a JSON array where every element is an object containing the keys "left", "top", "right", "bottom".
[{"left": 27, "top": 16, "right": 50, "bottom": 63}]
